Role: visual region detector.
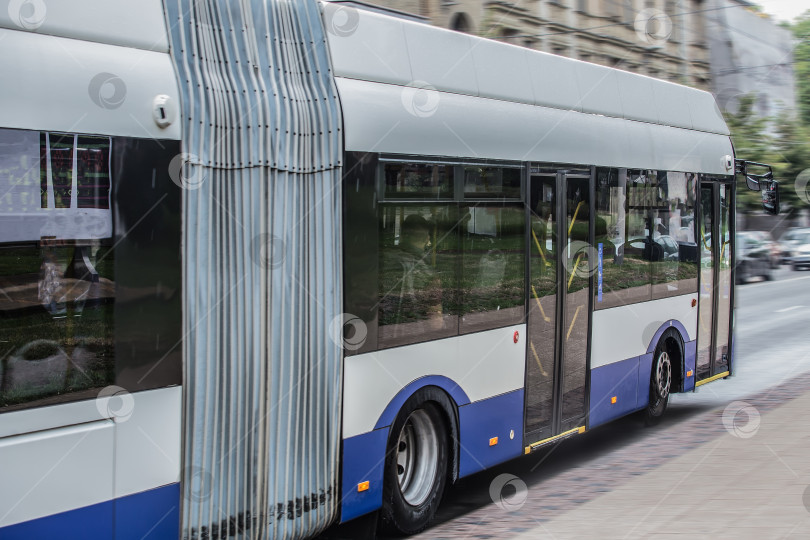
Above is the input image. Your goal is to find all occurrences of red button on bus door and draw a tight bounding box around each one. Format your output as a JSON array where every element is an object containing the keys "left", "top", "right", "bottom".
[{"left": 513, "top": 330, "right": 519, "bottom": 344}]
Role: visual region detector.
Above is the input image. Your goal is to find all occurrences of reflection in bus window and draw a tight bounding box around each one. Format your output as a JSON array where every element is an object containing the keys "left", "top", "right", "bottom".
[
  {"left": 460, "top": 204, "right": 524, "bottom": 334},
  {"left": 378, "top": 205, "right": 458, "bottom": 348},
  {"left": 382, "top": 162, "right": 453, "bottom": 199},
  {"left": 651, "top": 171, "right": 698, "bottom": 298},
  {"left": 0, "top": 128, "right": 182, "bottom": 411},
  {"left": 594, "top": 168, "right": 651, "bottom": 309},
  {"left": 0, "top": 129, "right": 115, "bottom": 410}
]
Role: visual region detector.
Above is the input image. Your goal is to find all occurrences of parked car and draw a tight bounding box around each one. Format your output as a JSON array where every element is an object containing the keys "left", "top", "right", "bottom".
[
  {"left": 627, "top": 235, "right": 681, "bottom": 261},
  {"left": 784, "top": 229, "right": 810, "bottom": 271},
  {"left": 778, "top": 227, "right": 810, "bottom": 264},
  {"left": 736, "top": 232, "right": 773, "bottom": 283},
  {"left": 746, "top": 230, "right": 780, "bottom": 268}
]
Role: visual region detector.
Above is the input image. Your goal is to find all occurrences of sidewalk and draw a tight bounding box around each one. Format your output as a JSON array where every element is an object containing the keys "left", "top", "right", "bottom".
[
  {"left": 512, "top": 384, "right": 810, "bottom": 539},
  {"left": 415, "top": 370, "right": 810, "bottom": 540}
]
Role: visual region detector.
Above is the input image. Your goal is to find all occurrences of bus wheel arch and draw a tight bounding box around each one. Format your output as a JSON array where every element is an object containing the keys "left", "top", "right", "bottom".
[
  {"left": 379, "top": 385, "right": 457, "bottom": 535},
  {"left": 644, "top": 329, "right": 683, "bottom": 425}
]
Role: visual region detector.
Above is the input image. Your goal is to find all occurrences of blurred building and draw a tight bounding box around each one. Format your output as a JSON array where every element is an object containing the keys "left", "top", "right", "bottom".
[
  {"left": 342, "top": 0, "right": 712, "bottom": 89},
  {"left": 706, "top": 0, "right": 796, "bottom": 118}
]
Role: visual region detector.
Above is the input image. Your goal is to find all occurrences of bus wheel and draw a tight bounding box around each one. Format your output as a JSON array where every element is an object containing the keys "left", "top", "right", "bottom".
[
  {"left": 380, "top": 397, "right": 448, "bottom": 535},
  {"left": 644, "top": 341, "right": 672, "bottom": 425}
]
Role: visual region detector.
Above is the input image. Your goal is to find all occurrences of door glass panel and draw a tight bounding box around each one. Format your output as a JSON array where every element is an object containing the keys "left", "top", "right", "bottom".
[
  {"left": 715, "top": 184, "right": 732, "bottom": 373},
  {"left": 525, "top": 175, "right": 557, "bottom": 438},
  {"left": 561, "top": 177, "right": 590, "bottom": 424},
  {"left": 696, "top": 185, "right": 714, "bottom": 380}
]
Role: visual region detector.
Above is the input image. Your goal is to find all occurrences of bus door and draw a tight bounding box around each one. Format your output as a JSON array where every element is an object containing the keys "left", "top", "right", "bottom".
[
  {"left": 524, "top": 167, "right": 591, "bottom": 447},
  {"left": 696, "top": 180, "right": 734, "bottom": 383}
]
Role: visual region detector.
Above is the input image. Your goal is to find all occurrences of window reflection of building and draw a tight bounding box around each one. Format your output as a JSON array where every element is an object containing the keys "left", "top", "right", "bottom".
[{"left": 0, "top": 128, "right": 182, "bottom": 411}]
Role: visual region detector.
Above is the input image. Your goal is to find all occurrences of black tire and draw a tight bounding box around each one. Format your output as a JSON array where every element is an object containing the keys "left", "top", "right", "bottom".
[
  {"left": 735, "top": 263, "right": 746, "bottom": 285},
  {"left": 380, "top": 394, "right": 448, "bottom": 536},
  {"left": 763, "top": 263, "right": 773, "bottom": 281},
  {"left": 643, "top": 339, "right": 674, "bottom": 426},
  {"left": 792, "top": 263, "right": 799, "bottom": 271}
]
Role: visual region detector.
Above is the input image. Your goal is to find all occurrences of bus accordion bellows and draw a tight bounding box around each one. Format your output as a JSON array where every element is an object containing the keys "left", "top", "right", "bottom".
[{"left": 0, "top": 1, "right": 777, "bottom": 539}]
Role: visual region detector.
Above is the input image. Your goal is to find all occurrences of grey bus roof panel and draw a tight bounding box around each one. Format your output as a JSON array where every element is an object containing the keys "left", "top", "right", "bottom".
[
  {"left": 614, "top": 70, "right": 658, "bottom": 124},
  {"left": 525, "top": 51, "right": 582, "bottom": 112},
  {"left": 402, "top": 21, "right": 479, "bottom": 97},
  {"left": 574, "top": 62, "right": 625, "bottom": 119},
  {"left": 471, "top": 39, "right": 534, "bottom": 106},
  {"left": 337, "top": 77, "right": 733, "bottom": 175},
  {"left": 324, "top": 3, "right": 730, "bottom": 136},
  {"left": 0, "top": 0, "right": 169, "bottom": 52},
  {"left": 325, "top": 4, "right": 413, "bottom": 86},
  {"left": 0, "top": 29, "right": 180, "bottom": 140},
  {"left": 653, "top": 80, "right": 695, "bottom": 131}
]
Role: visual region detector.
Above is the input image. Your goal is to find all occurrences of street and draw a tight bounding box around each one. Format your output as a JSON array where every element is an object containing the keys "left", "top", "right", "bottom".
[{"left": 402, "top": 265, "right": 810, "bottom": 538}]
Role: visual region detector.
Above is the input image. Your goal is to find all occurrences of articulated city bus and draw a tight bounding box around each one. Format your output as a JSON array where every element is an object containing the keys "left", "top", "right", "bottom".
[{"left": 0, "top": 1, "right": 778, "bottom": 539}]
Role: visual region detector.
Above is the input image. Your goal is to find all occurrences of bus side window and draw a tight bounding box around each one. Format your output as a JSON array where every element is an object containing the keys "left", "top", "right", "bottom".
[
  {"left": 459, "top": 203, "right": 525, "bottom": 334},
  {"left": 377, "top": 204, "right": 459, "bottom": 349},
  {"left": 651, "top": 171, "right": 699, "bottom": 299},
  {"left": 594, "top": 168, "right": 651, "bottom": 309}
]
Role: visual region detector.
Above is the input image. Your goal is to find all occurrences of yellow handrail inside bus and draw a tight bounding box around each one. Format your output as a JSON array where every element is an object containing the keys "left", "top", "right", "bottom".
[
  {"left": 531, "top": 285, "right": 552, "bottom": 322},
  {"left": 531, "top": 228, "right": 550, "bottom": 267},
  {"left": 568, "top": 200, "right": 583, "bottom": 236}
]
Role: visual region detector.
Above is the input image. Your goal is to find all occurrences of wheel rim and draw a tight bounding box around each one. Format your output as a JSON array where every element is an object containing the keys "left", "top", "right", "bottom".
[
  {"left": 395, "top": 409, "right": 439, "bottom": 507},
  {"left": 655, "top": 351, "right": 672, "bottom": 399}
]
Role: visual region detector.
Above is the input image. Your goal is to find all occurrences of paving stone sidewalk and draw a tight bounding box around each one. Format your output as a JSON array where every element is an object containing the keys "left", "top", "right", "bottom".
[{"left": 415, "top": 371, "right": 810, "bottom": 539}]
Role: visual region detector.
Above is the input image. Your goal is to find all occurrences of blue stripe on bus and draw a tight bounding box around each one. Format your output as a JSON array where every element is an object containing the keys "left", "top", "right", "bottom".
[
  {"left": 115, "top": 483, "right": 180, "bottom": 539},
  {"left": 589, "top": 357, "right": 641, "bottom": 429},
  {"left": 684, "top": 340, "right": 697, "bottom": 392},
  {"left": 340, "top": 427, "right": 389, "bottom": 523},
  {"left": 0, "top": 483, "right": 179, "bottom": 540},
  {"left": 458, "top": 389, "right": 524, "bottom": 478}
]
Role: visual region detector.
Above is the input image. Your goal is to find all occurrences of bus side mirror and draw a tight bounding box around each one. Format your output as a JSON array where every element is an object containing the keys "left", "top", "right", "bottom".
[{"left": 761, "top": 180, "right": 780, "bottom": 215}]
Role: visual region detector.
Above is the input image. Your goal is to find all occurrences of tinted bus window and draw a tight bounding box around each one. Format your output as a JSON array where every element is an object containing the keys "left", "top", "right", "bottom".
[
  {"left": 594, "top": 168, "right": 651, "bottom": 309},
  {"left": 651, "top": 172, "right": 698, "bottom": 298},
  {"left": 460, "top": 204, "right": 525, "bottom": 333},
  {"left": 0, "top": 129, "right": 182, "bottom": 411},
  {"left": 377, "top": 204, "right": 459, "bottom": 348}
]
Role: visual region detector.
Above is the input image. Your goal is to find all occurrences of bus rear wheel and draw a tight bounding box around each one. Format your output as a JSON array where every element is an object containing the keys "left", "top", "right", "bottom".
[
  {"left": 380, "top": 397, "right": 448, "bottom": 536},
  {"left": 644, "top": 342, "right": 672, "bottom": 425}
]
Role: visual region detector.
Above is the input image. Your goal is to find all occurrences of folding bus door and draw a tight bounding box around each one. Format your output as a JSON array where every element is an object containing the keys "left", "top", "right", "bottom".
[
  {"left": 524, "top": 167, "right": 591, "bottom": 450},
  {"left": 696, "top": 180, "right": 734, "bottom": 385}
]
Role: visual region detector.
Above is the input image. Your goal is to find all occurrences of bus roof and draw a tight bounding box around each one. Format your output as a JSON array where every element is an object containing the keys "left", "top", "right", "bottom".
[{"left": 324, "top": 1, "right": 729, "bottom": 137}]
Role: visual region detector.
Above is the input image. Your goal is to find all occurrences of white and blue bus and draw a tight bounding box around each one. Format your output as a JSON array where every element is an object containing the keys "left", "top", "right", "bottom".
[{"left": 0, "top": 1, "right": 778, "bottom": 539}]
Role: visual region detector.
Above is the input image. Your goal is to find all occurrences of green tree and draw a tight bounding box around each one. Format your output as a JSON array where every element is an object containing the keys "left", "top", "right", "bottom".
[
  {"left": 793, "top": 11, "right": 810, "bottom": 126},
  {"left": 725, "top": 95, "right": 810, "bottom": 215},
  {"left": 725, "top": 94, "right": 774, "bottom": 211}
]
